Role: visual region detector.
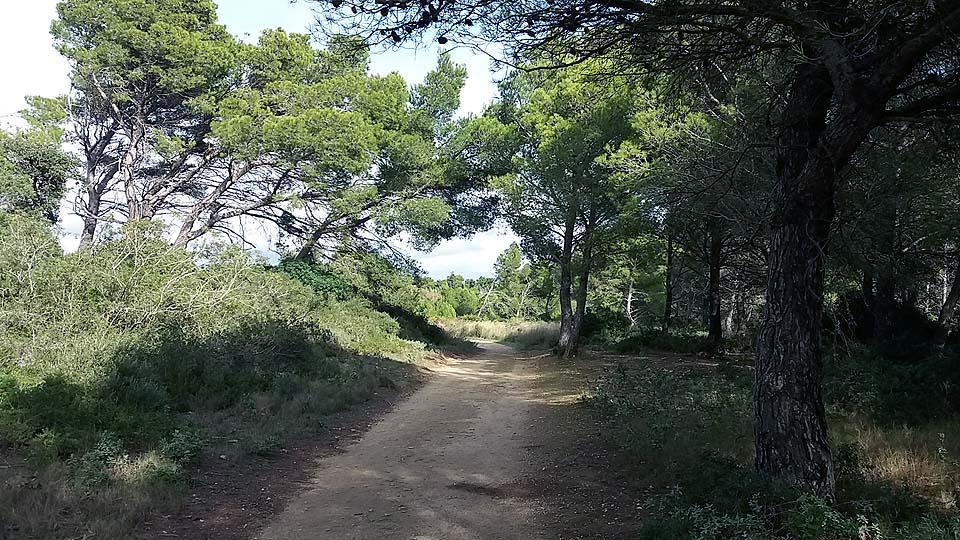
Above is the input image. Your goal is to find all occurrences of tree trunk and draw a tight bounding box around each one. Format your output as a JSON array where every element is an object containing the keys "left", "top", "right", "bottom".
[
  {"left": 754, "top": 63, "right": 835, "bottom": 499},
  {"left": 121, "top": 115, "right": 147, "bottom": 221},
  {"left": 935, "top": 254, "right": 960, "bottom": 350},
  {"left": 706, "top": 222, "right": 723, "bottom": 352},
  {"left": 75, "top": 122, "right": 118, "bottom": 248},
  {"left": 564, "top": 229, "right": 593, "bottom": 359},
  {"left": 515, "top": 281, "right": 532, "bottom": 319},
  {"left": 871, "top": 187, "right": 901, "bottom": 352},
  {"left": 542, "top": 274, "right": 556, "bottom": 321},
  {"left": 476, "top": 280, "right": 497, "bottom": 318},
  {"left": 173, "top": 161, "right": 248, "bottom": 248},
  {"left": 861, "top": 270, "right": 874, "bottom": 306},
  {"left": 873, "top": 273, "right": 897, "bottom": 349},
  {"left": 79, "top": 185, "right": 101, "bottom": 247},
  {"left": 625, "top": 272, "right": 636, "bottom": 328},
  {"left": 557, "top": 199, "right": 579, "bottom": 353},
  {"left": 662, "top": 234, "right": 674, "bottom": 333}
]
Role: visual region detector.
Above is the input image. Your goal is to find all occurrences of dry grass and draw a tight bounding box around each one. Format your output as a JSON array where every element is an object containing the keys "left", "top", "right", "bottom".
[
  {"left": 589, "top": 354, "right": 960, "bottom": 538},
  {"left": 436, "top": 318, "right": 560, "bottom": 348},
  {"left": 0, "top": 460, "right": 181, "bottom": 540},
  {"left": 834, "top": 418, "right": 960, "bottom": 510}
]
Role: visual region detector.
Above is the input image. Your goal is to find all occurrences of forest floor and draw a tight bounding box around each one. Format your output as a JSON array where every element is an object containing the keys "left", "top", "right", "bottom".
[{"left": 138, "top": 342, "right": 642, "bottom": 540}]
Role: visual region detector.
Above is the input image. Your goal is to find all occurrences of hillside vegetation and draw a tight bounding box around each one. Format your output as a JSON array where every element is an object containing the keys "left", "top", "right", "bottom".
[{"left": 0, "top": 216, "right": 429, "bottom": 538}]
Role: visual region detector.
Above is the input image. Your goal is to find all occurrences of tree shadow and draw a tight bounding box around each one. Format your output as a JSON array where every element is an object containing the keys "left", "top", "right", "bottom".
[{"left": 0, "top": 315, "right": 425, "bottom": 539}]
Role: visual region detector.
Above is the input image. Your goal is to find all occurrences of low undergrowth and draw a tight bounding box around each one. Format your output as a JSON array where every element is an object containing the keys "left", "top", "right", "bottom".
[
  {"left": 436, "top": 317, "right": 560, "bottom": 349},
  {"left": 0, "top": 217, "right": 424, "bottom": 539},
  {"left": 603, "top": 327, "right": 756, "bottom": 355},
  {"left": 586, "top": 352, "right": 960, "bottom": 539}
]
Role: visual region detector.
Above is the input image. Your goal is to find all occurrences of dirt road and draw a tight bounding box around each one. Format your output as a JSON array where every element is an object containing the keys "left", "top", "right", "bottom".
[{"left": 258, "top": 342, "right": 585, "bottom": 540}]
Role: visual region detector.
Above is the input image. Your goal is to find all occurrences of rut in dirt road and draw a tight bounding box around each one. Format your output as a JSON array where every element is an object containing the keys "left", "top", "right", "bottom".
[{"left": 258, "top": 342, "right": 580, "bottom": 540}]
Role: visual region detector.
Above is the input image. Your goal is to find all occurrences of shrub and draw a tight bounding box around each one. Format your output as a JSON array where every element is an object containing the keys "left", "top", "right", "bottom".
[
  {"left": 613, "top": 327, "right": 710, "bottom": 354},
  {"left": 588, "top": 357, "right": 960, "bottom": 540},
  {"left": 0, "top": 220, "right": 423, "bottom": 538},
  {"left": 824, "top": 348, "right": 960, "bottom": 424}
]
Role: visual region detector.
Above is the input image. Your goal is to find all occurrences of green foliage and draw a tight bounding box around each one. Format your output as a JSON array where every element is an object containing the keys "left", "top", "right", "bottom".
[
  {"left": 277, "top": 258, "right": 352, "bottom": 299},
  {"left": 410, "top": 51, "right": 468, "bottom": 132},
  {"left": 612, "top": 328, "right": 710, "bottom": 354},
  {"left": 589, "top": 355, "right": 960, "bottom": 540},
  {"left": 281, "top": 254, "right": 446, "bottom": 347},
  {"left": 53, "top": 0, "right": 236, "bottom": 100},
  {"left": 0, "top": 102, "right": 74, "bottom": 222},
  {"left": 49, "top": 1, "right": 493, "bottom": 252},
  {"left": 0, "top": 217, "right": 422, "bottom": 538},
  {"left": 488, "top": 242, "right": 533, "bottom": 318},
  {"left": 824, "top": 348, "right": 960, "bottom": 425},
  {"left": 414, "top": 244, "right": 557, "bottom": 323}
]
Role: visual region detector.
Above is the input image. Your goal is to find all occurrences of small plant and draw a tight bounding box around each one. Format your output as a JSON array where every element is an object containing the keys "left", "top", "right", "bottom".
[{"left": 159, "top": 428, "right": 205, "bottom": 463}]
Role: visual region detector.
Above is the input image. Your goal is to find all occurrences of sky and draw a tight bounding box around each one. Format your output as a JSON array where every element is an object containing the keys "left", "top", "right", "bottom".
[{"left": 0, "top": 0, "right": 519, "bottom": 279}]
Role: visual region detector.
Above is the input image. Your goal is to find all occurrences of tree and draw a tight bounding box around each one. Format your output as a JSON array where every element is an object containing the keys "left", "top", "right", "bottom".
[
  {"left": 492, "top": 61, "right": 639, "bottom": 356},
  {"left": 323, "top": 0, "right": 960, "bottom": 497},
  {"left": 491, "top": 242, "right": 535, "bottom": 318},
  {"left": 484, "top": 61, "right": 690, "bottom": 354},
  {"left": 0, "top": 97, "right": 75, "bottom": 222},
  {"left": 589, "top": 234, "right": 665, "bottom": 328},
  {"left": 439, "top": 273, "right": 482, "bottom": 316},
  {"left": 52, "top": 0, "right": 498, "bottom": 256},
  {"left": 53, "top": 0, "right": 237, "bottom": 243},
  {"left": 638, "top": 75, "right": 771, "bottom": 351},
  {"left": 832, "top": 126, "right": 960, "bottom": 355}
]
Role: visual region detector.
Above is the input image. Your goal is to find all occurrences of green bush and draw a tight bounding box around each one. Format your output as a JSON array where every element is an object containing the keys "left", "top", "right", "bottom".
[
  {"left": 588, "top": 359, "right": 960, "bottom": 540},
  {"left": 824, "top": 347, "right": 960, "bottom": 424},
  {"left": 612, "top": 327, "right": 710, "bottom": 354},
  {"left": 0, "top": 218, "right": 424, "bottom": 538}
]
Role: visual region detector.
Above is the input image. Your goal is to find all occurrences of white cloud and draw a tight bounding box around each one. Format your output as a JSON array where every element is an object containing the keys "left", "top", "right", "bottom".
[
  {"left": 0, "top": 1, "right": 71, "bottom": 126},
  {"left": 410, "top": 226, "right": 519, "bottom": 279}
]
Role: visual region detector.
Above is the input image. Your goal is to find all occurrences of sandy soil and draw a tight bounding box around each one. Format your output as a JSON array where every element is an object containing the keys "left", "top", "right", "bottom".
[
  {"left": 257, "top": 342, "right": 584, "bottom": 540},
  {"left": 143, "top": 342, "right": 642, "bottom": 540}
]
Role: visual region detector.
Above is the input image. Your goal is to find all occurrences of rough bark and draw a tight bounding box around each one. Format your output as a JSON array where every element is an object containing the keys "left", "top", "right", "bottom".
[
  {"left": 754, "top": 21, "right": 930, "bottom": 493},
  {"left": 121, "top": 114, "right": 147, "bottom": 221},
  {"left": 935, "top": 254, "right": 960, "bottom": 350},
  {"left": 753, "top": 63, "right": 836, "bottom": 498},
  {"left": 557, "top": 199, "right": 579, "bottom": 353},
  {"left": 662, "top": 234, "right": 674, "bottom": 333},
  {"left": 564, "top": 227, "right": 593, "bottom": 359},
  {"left": 706, "top": 222, "right": 723, "bottom": 352},
  {"left": 79, "top": 185, "right": 102, "bottom": 247}
]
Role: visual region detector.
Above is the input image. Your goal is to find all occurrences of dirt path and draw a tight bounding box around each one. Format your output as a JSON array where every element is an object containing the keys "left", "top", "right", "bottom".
[{"left": 258, "top": 342, "right": 586, "bottom": 540}]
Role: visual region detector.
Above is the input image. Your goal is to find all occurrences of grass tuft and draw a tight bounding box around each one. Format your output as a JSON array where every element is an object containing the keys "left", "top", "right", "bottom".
[{"left": 436, "top": 318, "right": 560, "bottom": 348}]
